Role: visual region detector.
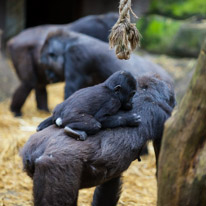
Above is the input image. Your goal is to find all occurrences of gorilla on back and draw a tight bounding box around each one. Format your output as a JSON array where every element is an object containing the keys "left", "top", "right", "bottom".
[
  {"left": 37, "top": 71, "right": 140, "bottom": 140},
  {"left": 21, "top": 75, "right": 176, "bottom": 206}
]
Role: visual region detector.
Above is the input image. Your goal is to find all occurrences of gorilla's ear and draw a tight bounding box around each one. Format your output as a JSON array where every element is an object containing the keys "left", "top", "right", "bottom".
[
  {"left": 131, "top": 90, "right": 136, "bottom": 96},
  {"left": 114, "top": 85, "right": 121, "bottom": 92}
]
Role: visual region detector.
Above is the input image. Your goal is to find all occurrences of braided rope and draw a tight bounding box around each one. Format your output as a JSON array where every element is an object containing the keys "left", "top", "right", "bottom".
[{"left": 109, "top": 0, "right": 141, "bottom": 60}]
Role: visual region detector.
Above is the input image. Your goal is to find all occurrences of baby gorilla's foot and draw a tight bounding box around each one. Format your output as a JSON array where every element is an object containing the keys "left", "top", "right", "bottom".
[
  {"left": 55, "top": 117, "right": 63, "bottom": 126},
  {"left": 64, "top": 126, "right": 87, "bottom": 141}
]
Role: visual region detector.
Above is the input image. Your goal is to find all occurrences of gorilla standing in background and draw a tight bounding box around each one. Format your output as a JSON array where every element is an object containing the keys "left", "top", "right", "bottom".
[
  {"left": 7, "top": 13, "right": 118, "bottom": 116},
  {"left": 21, "top": 75, "right": 176, "bottom": 206},
  {"left": 40, "top": 31, "right": 172, "bottom": 101}
]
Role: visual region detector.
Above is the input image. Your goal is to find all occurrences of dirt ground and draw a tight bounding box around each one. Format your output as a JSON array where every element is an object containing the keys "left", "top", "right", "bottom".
[{"left": 0, "top": 82, "right": 157, "bottom": 206}]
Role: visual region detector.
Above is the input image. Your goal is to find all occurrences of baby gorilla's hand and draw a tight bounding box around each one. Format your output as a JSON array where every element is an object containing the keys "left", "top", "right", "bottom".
[{"left": 126, "top": 113, "right": 141, "bottom": 127}]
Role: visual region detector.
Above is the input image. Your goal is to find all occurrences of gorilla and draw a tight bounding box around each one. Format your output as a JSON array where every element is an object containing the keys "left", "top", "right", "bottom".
[
  {"left": 37, "top": 71, "right": 139, "bottom": 141},
  {"left": 8, "top": 14, "right": 173, "bottom": 117},
  {"left": 40, "top": 31, "right": 172, "bottom": 103},
  {"left": 7, "top": 13, "right": 118, "bottom": 116},
  {"left": 21, "top": 75, "right": 176, "bottom": 206}
]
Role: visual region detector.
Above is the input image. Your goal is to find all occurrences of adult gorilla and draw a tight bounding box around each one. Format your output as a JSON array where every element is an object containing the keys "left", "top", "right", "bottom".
[
  {"left": 7, "top": 13, "right": 118, "bottom": 116},
  {"left": 21, "top": 75, "right": 176, "bottom": 206},
  {"left": 40, "top": 31, "right": 172, "bottom": 101}
]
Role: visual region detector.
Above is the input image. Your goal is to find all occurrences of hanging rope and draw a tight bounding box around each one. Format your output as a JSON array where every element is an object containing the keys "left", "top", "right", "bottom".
[{"left": 109, "top": 0, "right": 141, "bottom": 60}]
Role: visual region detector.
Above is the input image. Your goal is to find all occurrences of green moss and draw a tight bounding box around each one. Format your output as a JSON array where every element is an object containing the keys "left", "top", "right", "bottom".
[
  {"left": 151, "top": 0, "right": 206, "bottom": 18},
  {"left": 137, "top": 15, "right": 182, "bottom": 53}
]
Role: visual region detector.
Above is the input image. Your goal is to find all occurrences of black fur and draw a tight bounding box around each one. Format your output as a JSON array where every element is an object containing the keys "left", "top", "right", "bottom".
[
  {"left": 37, "top": 71, "right": 140, "bottom": 140},
  {"left": 40, "top": 32, "right": 173, "bottom": 100},
  {"left": 20, "top": 75, "right": 176, "bottom": 206},
  {"left": 92, "top": 176, "right": 122, "bottom": 206},
  {"left": 8, "top": 13, "right": 118, "bottom": 116}
]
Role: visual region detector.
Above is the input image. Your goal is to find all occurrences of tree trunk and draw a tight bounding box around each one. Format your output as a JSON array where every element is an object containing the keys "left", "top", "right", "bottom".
[{"left": 157, "top": 40, "right": 206, "bottom": 206}]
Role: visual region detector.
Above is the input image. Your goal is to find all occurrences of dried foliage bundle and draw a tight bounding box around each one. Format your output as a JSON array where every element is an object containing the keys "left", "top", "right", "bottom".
[
  {"left": 0, "top": 83, "right": 156, "bottom": 206},
  {"left": 109, "top": 0, "right": 141, "bottom": 60}
]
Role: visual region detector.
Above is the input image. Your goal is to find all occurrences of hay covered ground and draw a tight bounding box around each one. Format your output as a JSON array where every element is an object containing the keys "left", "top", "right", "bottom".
[{"left": 0, "top": 82, "right": 157, "bottom": 206}]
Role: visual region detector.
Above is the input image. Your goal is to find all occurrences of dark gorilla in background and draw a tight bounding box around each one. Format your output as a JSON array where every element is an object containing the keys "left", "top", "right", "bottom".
[
  {"left": 7, "top": 13, "right": 118, "bottom": 116},
  {"left": 40, "top": 31, "right": 172, "bottom": 100},
  {"left": 21, "top": 75, "right": 176, "bottom": 206}
]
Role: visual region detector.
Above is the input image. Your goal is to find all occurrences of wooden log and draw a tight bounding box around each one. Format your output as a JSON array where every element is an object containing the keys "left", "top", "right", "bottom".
[{"left": 157, "top": 40, "right": 206, "bottom": 206}]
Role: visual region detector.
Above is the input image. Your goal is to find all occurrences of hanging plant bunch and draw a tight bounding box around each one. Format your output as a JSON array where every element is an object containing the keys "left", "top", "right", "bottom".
[{"left": 109, "top": 0, "right": 141, "bottom": 60}]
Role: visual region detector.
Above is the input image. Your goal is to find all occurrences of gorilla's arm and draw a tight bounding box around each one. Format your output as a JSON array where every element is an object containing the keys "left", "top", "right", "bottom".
[
  {"left": 64, "top": 50, "right": 89, "bottom": 99},
  {"left": 100, "top": 112, "right": 141, "bottom": 129}
]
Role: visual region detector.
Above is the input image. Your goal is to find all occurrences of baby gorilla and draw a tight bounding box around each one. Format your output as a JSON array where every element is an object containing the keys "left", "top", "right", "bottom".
[{"left": 37, "top": 71, "right": 140, "bottom": 140}]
